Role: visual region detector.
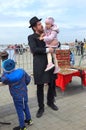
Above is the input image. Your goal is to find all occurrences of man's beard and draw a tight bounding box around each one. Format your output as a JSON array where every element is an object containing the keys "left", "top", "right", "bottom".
[
  {"left": 35, "top": 26, "right": 44, "bottom": 35},
  {"left": 39, "top": 30, "right": 44, "bottom": 34}
]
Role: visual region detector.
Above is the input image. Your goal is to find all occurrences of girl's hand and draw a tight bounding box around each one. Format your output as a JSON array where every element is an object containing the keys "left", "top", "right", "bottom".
[{"left": 39, "top": 36, "right": 44, "bottom": 40}]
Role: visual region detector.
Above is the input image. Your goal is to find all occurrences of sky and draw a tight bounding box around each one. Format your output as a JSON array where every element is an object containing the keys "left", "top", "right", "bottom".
[{"left": 0, "top": 0, "right": 86, "bottom": 44}]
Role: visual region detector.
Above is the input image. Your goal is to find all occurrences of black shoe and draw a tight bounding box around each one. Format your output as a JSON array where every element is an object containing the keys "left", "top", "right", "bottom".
[
  {"left": 13, "top": 126, "right": 20, "bottom": 130},
  {"left": 47, "top": 103, "right": 59, "bottom": 111},
  {"left": 36, "top": 108, "right": 44, "bottom": 118}
]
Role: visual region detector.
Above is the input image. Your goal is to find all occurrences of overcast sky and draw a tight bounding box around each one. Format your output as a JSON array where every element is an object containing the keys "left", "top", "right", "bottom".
[{"left": 0, "top": 0, "right": 86, "bottom": 44}]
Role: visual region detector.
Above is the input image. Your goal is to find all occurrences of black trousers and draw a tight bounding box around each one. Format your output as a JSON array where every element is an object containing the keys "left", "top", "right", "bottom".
[{"left": 37, "top": 80, "right": 56, "bottom": 108}]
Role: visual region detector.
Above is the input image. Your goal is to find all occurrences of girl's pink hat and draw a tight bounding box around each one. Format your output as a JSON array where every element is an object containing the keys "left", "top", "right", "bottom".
[{"left": 45, "top": 17, "right": 54, "bottom": 25}]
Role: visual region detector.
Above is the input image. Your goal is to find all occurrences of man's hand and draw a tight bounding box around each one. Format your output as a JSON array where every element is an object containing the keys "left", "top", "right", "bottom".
[
  {"left": 39, "top": 33, "right": 45, "bottom": 40},
  {"left": 39, "top": 36, "right": 44, "bottom": 40},
  {"left": 49, "top": 48, "right": 54, "bottom": 53},
  {"left": 41, "top": 33, "right": 45, "bottom": 37}
]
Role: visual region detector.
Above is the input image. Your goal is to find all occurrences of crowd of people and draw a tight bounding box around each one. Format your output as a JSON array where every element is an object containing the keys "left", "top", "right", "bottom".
[{"left": 6, "top": 44, "right": 26, "bottom": 55}]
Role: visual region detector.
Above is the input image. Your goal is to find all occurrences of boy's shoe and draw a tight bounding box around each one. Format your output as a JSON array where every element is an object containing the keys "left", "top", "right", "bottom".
[
  {"left": 25, "top": 119, "right": 33, "bottom": 126},
  {"left": 53, "top": 67, "right": 60, "bottom": 74},
  {"left": 20, "top": 126, "right": 27, "bottom": 130},
  {"left": 13, "top": 126, "right": 27, "bottom": 130},
  {"left": 45, "top": 63, "right": 55, "bottom": 71}
]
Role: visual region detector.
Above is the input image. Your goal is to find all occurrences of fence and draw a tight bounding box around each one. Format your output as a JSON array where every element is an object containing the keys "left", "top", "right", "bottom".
[
  {"left": 0, "top": 48, "right": 33, "bottom": 74},
  {"left": 0, "top": 47, "right": 86, "bottom": 74},
  {"left": 79, "top": 54, "right": 86, "bottom": 67}
]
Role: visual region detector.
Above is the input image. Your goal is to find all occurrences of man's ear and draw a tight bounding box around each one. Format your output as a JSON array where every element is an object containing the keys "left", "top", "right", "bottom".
[{"left": 33, "top": 26, "right": 36, "bottom": 31}]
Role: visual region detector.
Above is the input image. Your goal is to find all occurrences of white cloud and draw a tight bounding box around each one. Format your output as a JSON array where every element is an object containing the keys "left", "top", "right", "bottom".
[
  {"left": 0, "top": 0, "right": 86, "bottom": 43},
  {"left": 0, "top": 0, "right": 34, "bottom": 12},
  {"left": 4, "top": 11, "right": 34, "bottom": 17},
  {"left": 41, "top": 0, "right": 86, "bottom": 8},
  {"left": 0, "top": 22, "right": 27, "bottom": 27}
]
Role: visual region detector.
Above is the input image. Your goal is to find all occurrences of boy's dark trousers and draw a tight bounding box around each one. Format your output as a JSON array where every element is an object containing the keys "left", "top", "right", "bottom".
[
  {"left": 37, "top": 81, "right": 56, "bottom": 109},
  {"left": 14, "top": 98, "right": 31, "bottom": 128}
]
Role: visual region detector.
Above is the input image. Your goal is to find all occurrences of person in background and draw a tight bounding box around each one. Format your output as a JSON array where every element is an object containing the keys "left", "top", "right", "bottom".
[
  {"left": 80, "top": 41, "right": 84, "bottom": 56},
  {"left": 0, "top": 51, "right": 8, "bottom": 61},
  {"left": 0, "top": 59, "right": 33, "bottom": 130},
  {"left": 75, "top": 39, "right": 80, "bottom": 55},
  {"left": 20, "top": 44, "right": 24, "bottom": 55},
  {"left": 70, "top": 51, "right": 75, "bottom": 66},
  {"left": 78, "top": 42, "right": 81, "bottom": 56},
  {"left": 6, "top": 45, "right": 16, "bottom": 62}
]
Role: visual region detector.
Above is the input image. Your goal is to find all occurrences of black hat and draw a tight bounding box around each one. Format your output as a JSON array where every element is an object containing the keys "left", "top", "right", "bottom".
[{"left": 29, "top": 16, "right": 42, "bottom": 28}]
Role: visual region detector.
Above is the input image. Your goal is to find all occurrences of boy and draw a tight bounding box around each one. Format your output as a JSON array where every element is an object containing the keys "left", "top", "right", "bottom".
[{"left": 0, "top": 59, "right": 33, "bottom": 130}]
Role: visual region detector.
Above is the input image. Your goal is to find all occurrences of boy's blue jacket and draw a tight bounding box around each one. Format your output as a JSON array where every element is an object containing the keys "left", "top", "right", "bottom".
[{"left": 1, "top": 69, "right": 31, "bottom": 101}]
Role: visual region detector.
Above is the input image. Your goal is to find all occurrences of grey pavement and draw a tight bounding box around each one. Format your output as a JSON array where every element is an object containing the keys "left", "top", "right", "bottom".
[
  {"left": 0, "top": 53, "right": 86, "bottom": 130},
  {"left": 0, "top": 76, "right": 86, "bottom": 130}
]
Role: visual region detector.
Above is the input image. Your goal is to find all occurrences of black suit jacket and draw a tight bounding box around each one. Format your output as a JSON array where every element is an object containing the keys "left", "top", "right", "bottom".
[{"left": 28, "top": 33, "right": 55, "bottom": 84}]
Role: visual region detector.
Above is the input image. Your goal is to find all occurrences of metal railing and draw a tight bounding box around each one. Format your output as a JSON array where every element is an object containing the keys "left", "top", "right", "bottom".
[
  {"left": 1, "top": 47, "right": 86, "bottom": 74},
  {"left": 0, "top": 48, "right": 33, "bottom": 74},
  {"left": 79, "top": 54, "right": 86, "bottom": 67}
]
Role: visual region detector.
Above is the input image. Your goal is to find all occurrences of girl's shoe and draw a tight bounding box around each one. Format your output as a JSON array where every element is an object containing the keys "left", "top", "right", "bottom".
[
  {"left": 45, "top": 63, "right": 55, "bottom": 71},
  {"left": 53, "top": 67, "right": 60, "bottom": 74}
]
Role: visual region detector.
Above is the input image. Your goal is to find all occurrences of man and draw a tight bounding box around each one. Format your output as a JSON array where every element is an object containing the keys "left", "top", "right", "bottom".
[{"left": 28, "top": 16, "right": 58, "bottom": 118}]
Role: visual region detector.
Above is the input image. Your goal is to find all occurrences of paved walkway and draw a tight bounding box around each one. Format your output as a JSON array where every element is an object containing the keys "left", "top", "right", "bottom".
[
  {"left": 0, "top": 54, "right": 86, "bottom": 130},
  {"left": 0, "top": 76, "right": 86, "bottom": 130}
]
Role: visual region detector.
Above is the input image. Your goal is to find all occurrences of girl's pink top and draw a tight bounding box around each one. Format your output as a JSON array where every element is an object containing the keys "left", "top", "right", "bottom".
[{"left": 44, "top": 24, "right": 59, "bottom": 47}]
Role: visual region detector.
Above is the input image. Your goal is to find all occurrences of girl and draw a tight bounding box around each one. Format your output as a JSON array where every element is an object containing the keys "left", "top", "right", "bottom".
[{"left": 40, "top": 17, "right": 60, "bottom": 74}]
